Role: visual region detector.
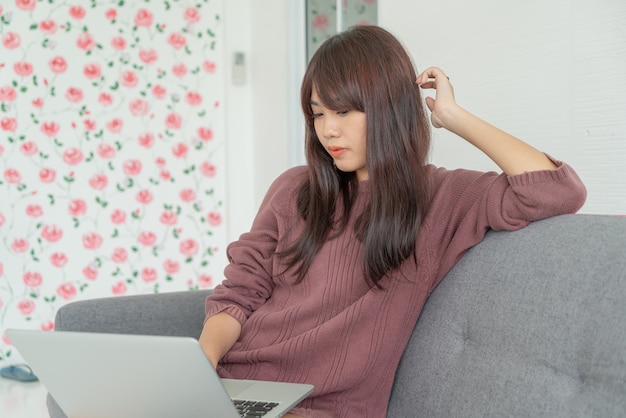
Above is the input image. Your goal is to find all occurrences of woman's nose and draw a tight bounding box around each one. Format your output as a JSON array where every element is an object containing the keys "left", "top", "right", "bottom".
[{"left": 322, "top": 116, "right": 339, "bottom": 139}]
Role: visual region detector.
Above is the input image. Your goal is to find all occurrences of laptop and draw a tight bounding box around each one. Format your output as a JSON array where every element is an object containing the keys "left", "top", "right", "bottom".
[{"left": 7, "top": 329, "right": 314, "bottom": 418}]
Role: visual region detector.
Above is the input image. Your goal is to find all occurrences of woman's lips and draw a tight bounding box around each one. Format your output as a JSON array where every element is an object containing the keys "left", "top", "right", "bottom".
[{"left": 329, "top": 147, "right": 346, "bottom": 158}]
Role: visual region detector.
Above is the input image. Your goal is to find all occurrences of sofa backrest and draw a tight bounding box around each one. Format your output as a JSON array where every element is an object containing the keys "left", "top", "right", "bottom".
[{"left": 388, "top": 214, "right": 626, "bottom": 417}]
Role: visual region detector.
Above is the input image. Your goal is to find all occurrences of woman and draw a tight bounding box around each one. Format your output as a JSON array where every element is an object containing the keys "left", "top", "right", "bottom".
[{"left": 200, "top": 26, "right": 586, "bottom": 418}]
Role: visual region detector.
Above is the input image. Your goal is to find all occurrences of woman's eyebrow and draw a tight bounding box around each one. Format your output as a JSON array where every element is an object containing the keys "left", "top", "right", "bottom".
[{"left": 309, "top": 99, "right": 321, "bottom": 106}]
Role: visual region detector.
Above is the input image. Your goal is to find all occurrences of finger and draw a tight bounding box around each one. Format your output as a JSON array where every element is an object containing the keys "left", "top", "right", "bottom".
[{"left": 424, "top": 96, "right": 435, "bottom": 112}]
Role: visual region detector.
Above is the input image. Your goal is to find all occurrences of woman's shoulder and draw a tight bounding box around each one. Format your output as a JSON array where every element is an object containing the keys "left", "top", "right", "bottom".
[
  {"left": 268, "top": 166, "right": 308, "bottom": 193},
  {"left": 259, "top": 166, "right": 308, "bottom": 213}
]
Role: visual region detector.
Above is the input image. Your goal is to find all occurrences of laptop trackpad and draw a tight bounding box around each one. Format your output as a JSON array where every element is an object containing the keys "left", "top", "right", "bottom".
[{"left": 222, "top": 378, "right": 255, "bottom": 397}]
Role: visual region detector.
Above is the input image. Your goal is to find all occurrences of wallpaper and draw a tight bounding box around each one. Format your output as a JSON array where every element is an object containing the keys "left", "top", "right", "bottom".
[
  {"left": 0, "top": 0, "right": 226, "bottom": 365},
  {"left": 306, "top": 0, "right": 377, "bottom": 60}
]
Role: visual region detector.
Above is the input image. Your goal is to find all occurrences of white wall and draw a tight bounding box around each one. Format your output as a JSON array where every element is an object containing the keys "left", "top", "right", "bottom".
[
  {"left": 223, "top": 0, "right": 304, "bottom": 241},
  {"left": 380, "top": 0, "right": 626, "bottom": 214}
]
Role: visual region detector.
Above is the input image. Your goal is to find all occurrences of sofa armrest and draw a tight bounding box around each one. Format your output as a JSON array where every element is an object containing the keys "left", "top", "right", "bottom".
[{"left": 54, "top": 289, "right": 212, "bottom": 338}]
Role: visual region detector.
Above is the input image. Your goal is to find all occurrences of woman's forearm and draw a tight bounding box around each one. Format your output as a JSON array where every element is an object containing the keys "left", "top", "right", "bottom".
[{"left": 199, "top": 311, "right": 242, "bottom": 369}]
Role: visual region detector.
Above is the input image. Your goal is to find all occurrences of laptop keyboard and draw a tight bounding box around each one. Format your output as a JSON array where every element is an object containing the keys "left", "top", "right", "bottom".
[{"left": 233, "top": 399, "right": 280, "bottom": 417}]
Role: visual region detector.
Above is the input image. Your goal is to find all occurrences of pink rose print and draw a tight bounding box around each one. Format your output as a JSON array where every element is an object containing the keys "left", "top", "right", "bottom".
[
  {"left": 179, "top": 188, "right": 196, "bottom": 202},
  {"left": 111, "top": 247, "right": 128, "bottom": 263},
  {"left": 183, "top": 7, "right": 200, "bottom": 24},
  {"left": 39, "top": 168, "right": 56, "bottom": 183},
  {"left": 77, "top": 32, "right": 95, "bottom": 51},
  {"left": 165, "top": 112, "right": 182, "bottom": 130},
  {"left": 138, "top": 231, "right": 157, "bottom": 246},
  {"left": 12, "top": 238, "right": 29, "bottom": 253},
  {"left": 120, "top": 70, "right": 138, "bottom": 87},
  {"left": 0, "top": 212, "right": 5, "bottom": 227},
  {"left": 136, "top": 189, "right": 153, "bottom": 204},
  {"left": 69, "top": 5, "right": 86, "bottom": 19},
  {"left": 83, "top": 265, "right": 98, "bottom": 280},
  {"left": 112, "top": 281, "right": 127, "bottom": 295},
  {"left": 98, "top": 92, "right": 113, "bottom": 106},
  {"left": 207, "top": 211, "right": 222, "bottom": 227},
  {"left": 172, "top": 142, "right": 188, "bottom": 158},
  {"left": 200, "top": 162, "right": 216, "bottom": 177},
  {"left": 40, "top": 121, "right": 60, "bottom": 137},
  {"left": 172, "top": 63, "right": 187, "bottom": 77},
  {"left": 110, "top": 209, "right": 126, "bottom": 224},
  {"left": 41, "top": 225, "right": 63, "bottom": 243},
  {"left": 163, "top": 259, "right": 180, "bottom": 275},
  {"left": 97, "top": 143, "right": 116, "bottom": 159},
  {"left": 185, "top": 92, "right": 202, "bottom": 106},
  {"left": 159, "top": 210, "right": 177, "bottom": 226},
  {"left": 49, "top": 56, "right": 67, "bottom": 74},
  {"left": 68, "top": 199, "right": 87, "bottom": 216},
  {"left": 25, "top": 204, "right": 43, "bottom": 217},
  {"left": 122, "top": 159, "right": 142, "bottom": 176},
  {"left": 39, "top": 19, "right": 57, "bottom": 34},
  {"left": 23, "top": 271, "right": 42, "bottom": 287},
  {"left": 139, "top": 49, "right": 157, "bottom": 64},
  {"left": 13, "top": 61, "right": 33, "bottom": 77},
  {"left": 106, "top": 118, "right": 123, "bottom": 133},
  {"left": 2, "top": 32, "right": 21, "bottom": 49},
  {"left": 313, "top": 14, "right": 330, "bottom": 30},
  {"left": 82, "top": 232, "right": 103, "bottom": 250},
  {"left": 198, "top": 274, "right": 213, "bottom": 289},
  {"left": 18, "top": 299, "right": 36, "bottom": 316},
  {"left": 83, "top": 119, "right": 96, "bottom": 131},
  {"left": 57, "top": 282, "right": 77, "bottom": 300},
  {"left": 1, "top": 117, "right": 17, "bottom": 132},
  {"left": 65, "top": 87, "right": 84, "bottom": 103},
  {"left": 41, "top": 321, "right": 55, "bottom": 332},
  {"left": 167, "top": 32, "right": 186, "bottom": 50},
  {"left": 138, "top": 132, "right": 155, "bottom": 148},
  {"left": 197, "top": 127, "right": 213, "bottom": 141},
  {"left": 105, "top": 8, "right": 117, "bottom": 21},
  {"left": 20, "top": 141, "right": 38, "bottom": 156},
  {"left": 63, "top": 148, "right": 84, "bottom": 165},
  {"left": 83, "top": 62, "right": 101, "bottom": 79},
  {"left": 4, "top": 168, "right": 22, "bottom": 184},
  {"left": 152, "top": 85, "right": 166, "bottom": 99},
  {"left": 202, "top": 60, "right": 216, "bottom": 73},
  {"left": 88, "top": 173, "right": 108, "bottom": 190},
  {"left": 111, "top": 35, "right": 126, "bottom": 51},
  {"left": 0, "top": 86, "right": 17, "bottom": 102},
  {"left": 160, "top": 170, "right": 171, "bottom": 181},
  {"left": 141, "top": 267, "right": 157, "bottom": 283},
  {"left": 32, "top": 97, "right": 44, "bottom": 107},
  {"left": 15, "top": 0, "right": 37, "bottom": 12},
  {"left": 134, "top": 8, "right": 153, "bottom": 27},
  {"left": 129, "top": 98, "right": 149, "bottom": 117},
  {"left": 50, "top": 252, "right": 68, "bottom": 268},
  {"left": 179, "top": 239, "right": 199, "bottom": 257}
]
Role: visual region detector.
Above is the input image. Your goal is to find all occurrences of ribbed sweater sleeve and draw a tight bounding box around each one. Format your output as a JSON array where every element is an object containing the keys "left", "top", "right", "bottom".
[{"left": 425, "top": 156, "right": 586, "bottom": 292}]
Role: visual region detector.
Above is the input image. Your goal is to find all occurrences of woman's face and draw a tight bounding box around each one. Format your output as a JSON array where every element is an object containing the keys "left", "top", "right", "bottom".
[{"left": 311, "top": 87, "right": 368, "bottom": 181}]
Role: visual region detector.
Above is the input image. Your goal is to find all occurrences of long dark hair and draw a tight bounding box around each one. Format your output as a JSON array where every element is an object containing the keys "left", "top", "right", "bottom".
[{"left": 281, "top": 25, "right": 432, "bottom": 288}]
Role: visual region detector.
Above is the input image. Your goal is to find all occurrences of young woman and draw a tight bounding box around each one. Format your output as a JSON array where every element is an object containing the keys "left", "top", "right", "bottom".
[{"left": 199, "top": 26, "right": 586, "bottom": 418}]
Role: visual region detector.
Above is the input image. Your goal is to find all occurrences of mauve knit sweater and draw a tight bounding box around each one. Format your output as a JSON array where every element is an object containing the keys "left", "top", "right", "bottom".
[{"left": 205, "top": 158, "right": 586, "bottom": 418}]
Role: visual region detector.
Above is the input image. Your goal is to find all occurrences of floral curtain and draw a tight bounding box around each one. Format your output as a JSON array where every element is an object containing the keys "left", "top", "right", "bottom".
[{"left": 0, "top": 0, "right": 226, "bottom": 365}]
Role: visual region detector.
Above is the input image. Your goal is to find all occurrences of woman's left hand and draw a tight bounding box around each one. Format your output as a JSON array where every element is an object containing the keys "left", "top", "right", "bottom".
[{"left": 416, "top": 66, "right": 458, "bottom": 129}]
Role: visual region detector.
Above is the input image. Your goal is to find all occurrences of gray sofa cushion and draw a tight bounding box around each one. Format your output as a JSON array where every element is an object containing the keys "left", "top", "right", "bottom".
[{"left": 387, "top": 215, "right": 626, "bottom": 417}]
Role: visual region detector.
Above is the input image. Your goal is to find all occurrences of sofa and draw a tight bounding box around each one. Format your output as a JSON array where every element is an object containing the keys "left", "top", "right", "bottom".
[{"left": 47, "top": 214, "right": 626, "bottom": 417}]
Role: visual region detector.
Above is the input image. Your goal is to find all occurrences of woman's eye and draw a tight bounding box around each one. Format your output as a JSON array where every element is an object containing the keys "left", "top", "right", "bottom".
[
  {"left": 312, "top": 113, "right": 323, "bottom": 119},
  {"left": 337, "top": 110, "right": 349, "bottom": 115}
]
